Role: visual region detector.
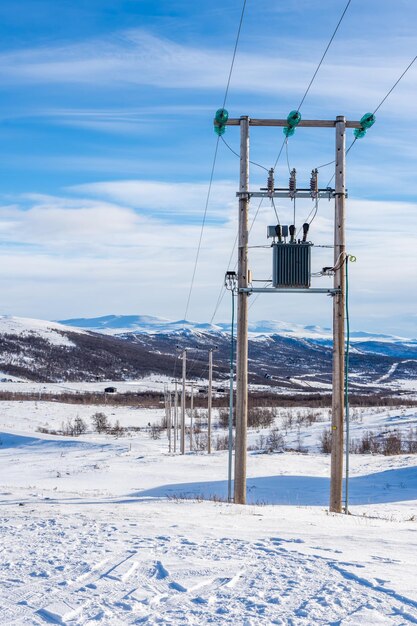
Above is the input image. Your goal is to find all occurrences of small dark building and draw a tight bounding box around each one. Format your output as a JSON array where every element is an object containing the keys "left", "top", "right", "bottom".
[{"left": 104, "top": 386, "right": 117, "bottom": 393}]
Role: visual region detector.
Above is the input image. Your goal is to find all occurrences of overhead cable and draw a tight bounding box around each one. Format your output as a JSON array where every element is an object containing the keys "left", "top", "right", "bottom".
[
  {"left": 296, "top": 0, "right": 352, "bottom": 111},
  {"left": 183, "top": 0, "right": 248, "bottom": 322}
]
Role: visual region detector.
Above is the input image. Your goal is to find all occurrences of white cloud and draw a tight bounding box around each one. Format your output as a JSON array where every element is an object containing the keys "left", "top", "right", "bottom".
[
  {"left": 0, "top": 30, "right": 415, "bottom": 115},
  {"left": 71, "top": 180, "right": 236, "bottom": 220},
  {"left": 0, "top": 186, "right": 415, "bottom": 334}
]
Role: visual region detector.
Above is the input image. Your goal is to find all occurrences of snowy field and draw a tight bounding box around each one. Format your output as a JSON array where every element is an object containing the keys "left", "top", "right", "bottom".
[{"left": 1, "top": 395, "right": 417, "bottom": 625}]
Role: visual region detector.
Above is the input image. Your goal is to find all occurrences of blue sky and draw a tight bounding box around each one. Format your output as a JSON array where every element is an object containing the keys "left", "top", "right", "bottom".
[{"left": 0, "top": 0, "right": 416, "bottom": 335}]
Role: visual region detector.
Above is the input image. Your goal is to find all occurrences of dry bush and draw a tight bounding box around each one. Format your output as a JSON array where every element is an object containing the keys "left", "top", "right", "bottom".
[
  {"left": 248, "top": 407, "right": 275, "bottom": 429},
  {"left": 91, "top": 412, "right": 109, "bottom": 433},
  {"left": 320, "top": 429, "right": 332, "bottom": 454},
  {"left": 193, "top": 433, "right": 208, "bottom": 451},
  {"left": 214, "top": 433, "right": 234, "bottom": 451}
]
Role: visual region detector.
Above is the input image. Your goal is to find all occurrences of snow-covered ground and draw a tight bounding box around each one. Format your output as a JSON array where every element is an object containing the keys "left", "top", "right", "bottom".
[{"left": 1, "top": 396, "right": 417, "bottom": 624}]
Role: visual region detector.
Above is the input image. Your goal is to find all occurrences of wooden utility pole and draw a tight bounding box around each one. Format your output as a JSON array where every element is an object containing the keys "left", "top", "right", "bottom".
[
  {"left": 208, "top": 349, "right": 213, "bottom": 454},
  {"left": 168, "top": 390, "right": 172, "bottom": 453},
  {"left": 181, "top": 350, "right": 186, "bottom": 454},
  {"left": 190, "top": 382, "right": 194, "bottom": 451},
  {"left": 330, "top": 116, "right": 346, "bottom": 513},
  {"left": 174, "top": 380, "right": 178, "bottom": 453},
  {"left": 234, "top": 116, "right": 250, "bottom": 504}
]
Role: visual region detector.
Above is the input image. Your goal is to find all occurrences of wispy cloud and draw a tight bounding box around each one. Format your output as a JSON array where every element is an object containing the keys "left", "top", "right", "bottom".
[
  {"left": 0, "top": 185, "right": 414, "bottom": 332},
  {"left": 0, "top": 30, "right": 415, "bottom": 114},
  {"left": 71, "top": 180, "right": 237, "bottom": 222}
]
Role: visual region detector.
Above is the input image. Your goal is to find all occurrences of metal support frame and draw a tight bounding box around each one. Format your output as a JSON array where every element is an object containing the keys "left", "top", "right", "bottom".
[
  {"left": 237, "top": 189, "right": 338, "bottom": 200},
  {"left": 239, "top": 287, "right": 340, "bottom": 295}
]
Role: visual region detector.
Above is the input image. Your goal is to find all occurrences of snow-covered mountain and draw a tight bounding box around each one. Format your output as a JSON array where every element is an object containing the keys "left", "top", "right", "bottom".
[
  {"left": 59, "top": 314, "right": 417, "bottom": 357},
  {"left": 0, "top": 314, "right": 415, "bottom": 390},
  {"left": 60, "top": 314, "right": 225, "bottom": 335},
  {"left": 0, "top": 315, "right": 178, "bottom": 383}
]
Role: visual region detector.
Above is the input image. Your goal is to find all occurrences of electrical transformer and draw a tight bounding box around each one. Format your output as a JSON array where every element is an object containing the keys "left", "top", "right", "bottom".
[{"left": 272, "top": 242, "right": 312, "bottom": 288}]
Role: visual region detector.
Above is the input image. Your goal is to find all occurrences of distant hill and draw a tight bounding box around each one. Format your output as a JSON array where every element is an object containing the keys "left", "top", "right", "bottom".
[
  {"left": 0, "top": 316, "right": 178, "bottom": 382},
  {"left": 0, "top": 314, "right": 415, "bottom": 393}
]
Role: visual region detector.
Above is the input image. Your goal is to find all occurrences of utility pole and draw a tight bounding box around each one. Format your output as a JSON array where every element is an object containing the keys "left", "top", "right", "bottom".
[
  {"left": 330, "top": 116, "right": 346, "bottom": 513},
  {"left": 174, "top": 380, "right": 178, "bottom": 453},
  {"left": 168, "top": 390, "right": 172, "bottom": 453},
  {"left": 208, "top": 348, "right": 213, "bottom": 454},
  {"left": 215, "top": 114, "right": 360, "bottom": 509},
  {"left": 190, "top": 381, "right": 194, "bottom": 451},
  {"left": 234, "top": 116, "right": 250, "bottom": 504},
  {"left": 225, "top": 270, "right": 237, "bottom": 503},
  {"left": 181, "top": 350, "right": 186, "bottom": 455}
]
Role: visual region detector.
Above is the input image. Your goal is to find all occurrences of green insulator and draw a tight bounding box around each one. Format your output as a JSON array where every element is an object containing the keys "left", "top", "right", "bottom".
[
  {"left": 214, "top": 124, "right": 226, "bottom": 136},
  {"left": 287, "top": 110, "right": 301, "bottom": 127},
  {"left": 354, "top": 128, "right": 367, "bottom": 139},
  {"left": 360, "top": 112, "right": 375, "bottom": 129},
  {"left": 215, "top": 108, "right": 229, "bottom": 124},
  {"left": 283, "top": 126, "right": 295, "bottom": 137}
]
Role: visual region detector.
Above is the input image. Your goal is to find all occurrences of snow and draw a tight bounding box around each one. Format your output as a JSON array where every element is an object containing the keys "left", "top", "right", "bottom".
[
  {"left": 58, "top": 313, "right": 417, "bottom": 344},
  {"left": 0, "top": 315, "right": 86, "bottom": 347},
  {"left": 0, "top": 392, "right": 417, "bottom": 624}
]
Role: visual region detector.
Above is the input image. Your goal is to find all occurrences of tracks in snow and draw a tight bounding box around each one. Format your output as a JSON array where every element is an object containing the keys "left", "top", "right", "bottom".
[{"left": 1, "top": 513, "right": 417, "bottom": 625}]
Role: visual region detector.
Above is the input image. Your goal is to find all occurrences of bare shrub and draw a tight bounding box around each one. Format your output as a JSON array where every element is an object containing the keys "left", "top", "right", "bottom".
[
  {"left": 193, "top": 433, "right": 208, "bottom": 451},
  {"left": 251, "top": 428, "right": 285, "bottom": 453},
  {"left": 73, "top": 417, "right": 87, "bottom": 436},
  {"left": 218, "top": 407, "right": 236, "bottom": 429},
  {"left": 406, "top": 427, "right": 417, "bottom": 453},
  {"left": 149, "top": 424, "right": 162, "bottom": 440},
  {"left": 214, "top": 433, "right": 234, "bottom": 451},
  {"left": 37, "top": 426, "right": 59, "bottom": 435},
  {"left": 382, "top": 431, "right": 402, "bottom": 456},
  {"left": 349, "top": 428, "right": 417, "bottom": 455},
  {"left": 91, "top": 412, "right": 109, "bottom": 433},
  {"left": 248, "top": 407, "right": 275, "bottom": 429},
  {"left": 109, "top": 420, "right": 125, "bottom": 437},
  {"left": 320, "top": 429, "right": 332, "bottom": 454},
  {"left": 267, "top": 428, "right": 285, "bottom": 452},
  {"left": 196, "top": 409, "right": 208, "bottom": 423},
  {"left": 62, "top": 419, "right": 76, "bottom": 436}
]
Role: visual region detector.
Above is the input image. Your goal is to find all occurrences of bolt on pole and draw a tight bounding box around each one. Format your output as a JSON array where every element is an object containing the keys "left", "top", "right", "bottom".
[
  {"left": 330, "top": 115, "right": 346, "bottom": 513},
  {"left": 234, "top": 116, "right": 250, "bottom": 505}
]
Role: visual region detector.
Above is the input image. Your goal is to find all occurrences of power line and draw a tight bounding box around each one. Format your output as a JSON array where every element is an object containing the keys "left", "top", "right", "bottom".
[
  {"left": 222, "top": 0, "right": 248, "bottom": 110},
  {"left": 373, "top": 54, "right": 417, "bottom": 115},
  {"left": 307, "top": 54, "right": 417, "bottom": 227},
  {"left": 267, "top": 0, "right": 353, "bottom": 225},
  {"left": 297, "top": 0, "right": 352, "bottom": 111},
  {"left": 184, "top": 136, "right": 220, "bottom": 321},
  {"left": 211, "top": 0, "right": 353, "bottom": 325},
  {"left": 220, "top": 135, "right": 269, "bottom": 172},
  {"left": 183, "top": 0, "right": 248, "bottom": 322}
]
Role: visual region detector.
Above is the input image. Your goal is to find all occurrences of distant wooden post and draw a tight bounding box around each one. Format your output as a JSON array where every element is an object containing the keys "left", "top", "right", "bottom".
[
  {"left": 181, "top": 350, "right": 186, "bottom": 455},
  {"left": 168, "top": 390, "right": 172, "bottom": 453},
  {"left": 174, "top": 380, "right": 178, "bottom": 453},
  {"left": 190, "top": 382, "right": 194, "bottom": 451},
  {"left": 208, "top": 349, "right": 213, "bottom": 454}
]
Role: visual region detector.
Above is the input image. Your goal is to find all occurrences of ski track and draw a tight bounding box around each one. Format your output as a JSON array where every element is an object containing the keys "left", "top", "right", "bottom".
[{"left": 1, "top": 514, "right": 416, "bottom": 625}]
